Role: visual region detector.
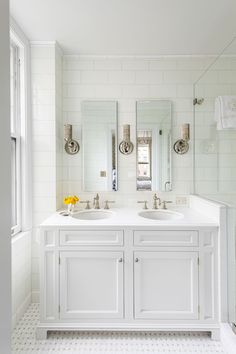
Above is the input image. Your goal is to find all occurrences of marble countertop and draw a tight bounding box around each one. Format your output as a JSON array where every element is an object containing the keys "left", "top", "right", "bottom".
[{"left": 40, "top": 207, "right": 219, "bottom": 229}]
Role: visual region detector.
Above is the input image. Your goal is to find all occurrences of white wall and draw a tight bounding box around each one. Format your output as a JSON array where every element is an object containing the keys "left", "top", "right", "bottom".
[
  {"left": 12, "top": 232, "right": 31, "bottom": 328},
  {"left": 31, "top": 42, "right": 62, "bottom": 302},
  {"left": 56, "top": 45, "right": 63, "bottom": 209},
  {"left": 0, "top": 0, "right": 11, "bottom": 351}
]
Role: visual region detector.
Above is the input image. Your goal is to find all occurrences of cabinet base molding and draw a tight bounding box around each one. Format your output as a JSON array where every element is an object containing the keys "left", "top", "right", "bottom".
[{"left": 36, "top": 323, "right": 220, "bottom": 341}]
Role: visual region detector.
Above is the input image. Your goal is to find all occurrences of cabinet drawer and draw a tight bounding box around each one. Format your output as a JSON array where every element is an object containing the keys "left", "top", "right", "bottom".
[
  {"left": 60, "top": 230, "right": 123, "bottom": 246},
  {"left": 134, "top": 230, "right": 198, "bottom": 247}
]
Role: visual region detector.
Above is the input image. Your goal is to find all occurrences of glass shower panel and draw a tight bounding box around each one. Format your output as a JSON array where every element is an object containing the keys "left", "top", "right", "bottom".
[
  {"left": 194, "top": 38, "right": 236, "bottom": 205},
  {"left": 194, "top": 38, "right": 236, "bottom": 327}
]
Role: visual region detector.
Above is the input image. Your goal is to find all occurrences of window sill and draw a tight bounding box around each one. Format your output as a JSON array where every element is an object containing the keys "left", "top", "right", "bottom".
[{"left": 11, "top": 229, "right": 31, "bottom": 243}]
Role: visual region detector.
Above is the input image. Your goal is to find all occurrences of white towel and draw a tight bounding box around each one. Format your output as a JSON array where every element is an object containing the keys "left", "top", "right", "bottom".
[{"left": 215, "top": 96, "right": 236, "bottom": 130}]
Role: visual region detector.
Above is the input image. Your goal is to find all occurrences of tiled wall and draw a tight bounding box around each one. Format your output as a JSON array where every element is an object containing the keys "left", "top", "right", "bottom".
[
  {"left": 31, "top": 42, "right": 62, "bottom": 302},
  {"left": 56, "top": 45, "right": 63, "bottom": 209},
  {"left": 62, "top": 56, "right": 212, "bottom": 206}
]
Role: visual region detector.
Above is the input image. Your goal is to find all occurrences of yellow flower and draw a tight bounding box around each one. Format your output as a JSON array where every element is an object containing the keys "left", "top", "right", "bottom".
[{"left": 64, "top": 195, "right": 79, "bottom": 205}]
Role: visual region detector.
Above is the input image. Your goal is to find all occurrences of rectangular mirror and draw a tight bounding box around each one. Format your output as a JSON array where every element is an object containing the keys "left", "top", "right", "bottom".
[
  {"left": 82, "top": 101, "right": 118, "bottom": 192},
  {"left": 136, "top": 100, "right": 172, "bottom": 191}
]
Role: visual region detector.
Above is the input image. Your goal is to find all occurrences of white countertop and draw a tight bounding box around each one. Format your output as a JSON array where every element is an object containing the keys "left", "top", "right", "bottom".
[{"left": 40, "top": 207, "right": 219, "bottom": 229}]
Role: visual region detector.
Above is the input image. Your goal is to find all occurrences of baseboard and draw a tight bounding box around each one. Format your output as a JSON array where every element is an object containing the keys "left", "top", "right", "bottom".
[
  {"left": 232, "top": 323, "right": 236, "bottom": 334},
  {"left": 12, "top": 292, "right": 31, "bottom": 330},
  {"left": 31, "top": 290, "right": 40, "bottom": 303}
]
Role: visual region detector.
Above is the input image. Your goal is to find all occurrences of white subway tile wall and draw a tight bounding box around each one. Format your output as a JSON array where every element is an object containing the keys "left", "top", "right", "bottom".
[
  {"left": 62, "top": 56, "right": 213, "bottom": 204},
  {"left": 31, "top": 43, "right": 62, "bottom": 302}
]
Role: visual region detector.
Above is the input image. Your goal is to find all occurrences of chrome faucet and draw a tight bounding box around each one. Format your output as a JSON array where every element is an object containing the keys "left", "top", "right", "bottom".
[
  {"left": 161, "top": 200, "right": 173, "bottom": 210},
  {"left": 93, "top": 193, "right": 100, "bottom": 209},
  {"left": 80, "top": 200, "right": 91, "bottom": 209},
  {"left": 104, "top": 200, "right": 115, "bottom": 210},
  {"left": 137, "top": 200, "right": 148, "bottom": 209},
  {"left": 153, "top": 193, "right": 161, "bottom": 209}
]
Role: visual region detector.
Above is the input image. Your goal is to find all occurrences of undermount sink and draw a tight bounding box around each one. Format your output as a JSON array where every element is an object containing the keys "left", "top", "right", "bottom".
[
  {"left": 138, "top": 209, "right": 184, "bottom": 221},
  {"left": 72, "top": 210, "right": 114, "bottom": 220}
]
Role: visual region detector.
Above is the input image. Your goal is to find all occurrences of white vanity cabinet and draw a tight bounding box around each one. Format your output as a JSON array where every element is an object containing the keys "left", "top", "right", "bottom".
[{"left": 37, "top": 226, "right": 220, "bottom": 340}]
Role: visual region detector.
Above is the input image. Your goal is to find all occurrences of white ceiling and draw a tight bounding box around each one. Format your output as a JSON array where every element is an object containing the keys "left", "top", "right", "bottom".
[{"left": 10, "top": 0, "right": 236, "bottom": 55}]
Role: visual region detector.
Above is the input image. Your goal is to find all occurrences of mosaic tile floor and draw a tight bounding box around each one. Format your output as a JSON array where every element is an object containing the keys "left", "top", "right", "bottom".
[{"left": 12, "top": 304, "right": 233, "bottom": 354}]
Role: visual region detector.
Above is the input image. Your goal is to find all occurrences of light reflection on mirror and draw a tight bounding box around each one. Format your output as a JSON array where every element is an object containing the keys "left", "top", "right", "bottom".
[
  {"left": 82, "top": 101, "right": 118, "bottom": 192},
  {"left": 136, "top": 100, "right": 172, "bottom": 192}
]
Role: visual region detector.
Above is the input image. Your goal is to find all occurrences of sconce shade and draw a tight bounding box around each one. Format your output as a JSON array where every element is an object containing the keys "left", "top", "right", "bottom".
[
  {"left": 180, "top": 124, "right": 190, "bottom": 141},
  {"left": 173, "top": 123, "right": 190, "bottom": 155},
  {"left": 119, "top": 124, "right": 134, "bottom": 155},
  {"left": 64, "top": 124, "right": 72, "bottom": 142},
  {"left": 64, "top": 124, "right": 80, "bottom": 155}
]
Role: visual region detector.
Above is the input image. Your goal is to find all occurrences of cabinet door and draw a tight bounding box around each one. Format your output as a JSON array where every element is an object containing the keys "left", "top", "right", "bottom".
[
  {"left": 60, "top": 251, "right": 124, "bottom": 319},
  {"left": 134, "top": 251, "right": 199, "bottom": 320}
]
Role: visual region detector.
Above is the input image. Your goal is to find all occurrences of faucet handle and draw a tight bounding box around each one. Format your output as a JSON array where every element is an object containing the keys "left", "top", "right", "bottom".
[
  {"left": 93, "top": 193, "right": 100, "bottom": 209},
  {"left": 104, "top": 200, "right": 115, "bottom": 210},
  {"left": 162, "top": 200, "right": 172, "bottom": 210},
  {"left": 80, "top": 200, "right": 91, "bottom": 209},
  {"left": 137, "top": 201, "right": 148, "bottom": 210}
]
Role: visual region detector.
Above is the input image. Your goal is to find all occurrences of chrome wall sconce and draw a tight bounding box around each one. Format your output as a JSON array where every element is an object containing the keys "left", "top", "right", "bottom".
[
  {"left": 64, "top": 124, "right": 80, "bottom": 155},
  {"left": 173, "top": 123, "right": 190, "bottom": 155},
  {"left": 193, "top": 98, "right": 204, "bottom": 105},
  {"left": 119, "top": 124, "right": 134, "bottom": 155}
]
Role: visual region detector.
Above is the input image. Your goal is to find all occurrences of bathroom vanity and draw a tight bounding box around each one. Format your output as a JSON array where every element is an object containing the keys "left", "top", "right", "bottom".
[{"left": 37, "top": 207, "right": 220, "bottom": 340}]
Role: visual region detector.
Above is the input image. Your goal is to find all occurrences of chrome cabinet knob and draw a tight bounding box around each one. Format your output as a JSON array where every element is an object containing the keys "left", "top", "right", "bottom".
[
  {"left": 135, "top": 258, "right": 139, "bottom": 262},
  {"left": 118, "top": 258, "right": 123, "bottom": 263}
]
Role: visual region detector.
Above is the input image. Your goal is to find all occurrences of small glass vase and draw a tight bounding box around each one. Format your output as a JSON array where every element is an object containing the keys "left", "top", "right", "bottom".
[{"left": 67, "top": 203, "right": 74, "bottom": 215}]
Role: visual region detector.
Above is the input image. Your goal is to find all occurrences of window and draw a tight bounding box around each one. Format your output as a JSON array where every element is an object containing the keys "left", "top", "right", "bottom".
[
  {"left": 137, "top": 130, "right": 152, "bottom": 191},
  {"left": 10, "top": 42, "right": 21, "bottom": 235},
  {"left": 10, "top": 20, "right": 31, "bottom": 236}
]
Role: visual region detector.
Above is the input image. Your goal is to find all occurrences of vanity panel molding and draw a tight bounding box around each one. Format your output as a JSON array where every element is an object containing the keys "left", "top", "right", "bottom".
[
  {"left": 60, "top": 230, "right": 124, "bottom": 246},
  {"left": 133, "top": 230, "right": 198, "bottom": 247},
  {"left": 198, "top": 230, "right": 219, "bottom": 323},
  {"left": 40, "top": 228, "right": 60, "bottom": 322},
  {"left": 134, "top": 251, "right": 199, "bottom": 320},
  {"left": 59, "top": 251, "right": 124, "bottom": 319},
  {"left": 37, "top": 224, "right": 220, "bottom": 340}
]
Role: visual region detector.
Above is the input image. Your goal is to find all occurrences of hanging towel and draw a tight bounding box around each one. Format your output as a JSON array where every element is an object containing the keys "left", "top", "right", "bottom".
[{"left": 215, "top": 96, "right": 236, "bottom": 130}]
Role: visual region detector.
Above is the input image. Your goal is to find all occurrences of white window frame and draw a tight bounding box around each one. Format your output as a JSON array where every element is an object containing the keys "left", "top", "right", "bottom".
[
  {"left": 10, "top": 43, "right": 21, "bottom": 235},
  {"left": 10, "top": 18, "right": 32, "bottom": 237}
]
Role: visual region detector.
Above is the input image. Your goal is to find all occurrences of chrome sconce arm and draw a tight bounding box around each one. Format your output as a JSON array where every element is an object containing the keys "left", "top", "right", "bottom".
[{"left": 64, "top": 124, "right": 80, "bottom": 155}]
